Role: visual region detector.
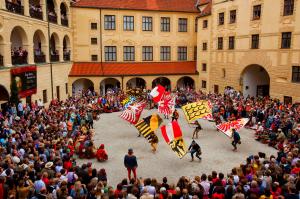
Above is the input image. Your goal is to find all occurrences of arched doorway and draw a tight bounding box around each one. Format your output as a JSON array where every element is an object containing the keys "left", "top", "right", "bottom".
[
  {"left": 47, "top": 0, "right": 57, "bottom": 23},
  {"left": 152, "top": 77, "right": 171, "bottom": 90},
  {"left": 33, "top": 30, "right": 46, "bottom": 63},
  {"left": 29, "top": 0, "right": 43, "bottom": 20},
  {"left": 177, "top": 76, "right": 195, "bottom": 90},
  {"left": 72, "top": 78, "right": 94, "bottom": 96},
  {"left": 126, "top": 77, "right": 146, "bottom": 89},
  {"left": 60, "top": 2, "right": 68, "bottom": 26},
  {"left": 100, "top": 78, "right": 120, "bottom": 95},
  {"left": 10, "top": 26, "right": 28, "bottom": 65},
  {"left": 0, "top": 85, "right": 9, "bottom": 110},
  {"left": 50, "top": 33, "right": 59, "bottom": 61},
  {"left": 241, "top": 65, "right": 270, "bottom": 97},
  {"left": 63, "top": 35, "right": 71, "bottom": 61}
]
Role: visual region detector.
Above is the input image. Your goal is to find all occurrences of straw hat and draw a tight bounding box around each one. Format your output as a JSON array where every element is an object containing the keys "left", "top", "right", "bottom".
[{"left": 45, "top": 162, "right": 53, "bottom": 169}]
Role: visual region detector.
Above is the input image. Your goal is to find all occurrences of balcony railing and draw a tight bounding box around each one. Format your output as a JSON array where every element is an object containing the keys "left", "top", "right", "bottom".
[
  {"left": 30, "top": 7, "right": 43, "bottom": 20},
  {"left": 0, "top": 55, "right": 3, "bottom": 66},
  {"left": 34, "top": 55, "right": 46, "bottom": 63},
  {"left": 6, "top": 1, "right": 24, "bottom": 15},
  {"left": 48, "top": 14, "right": 57, "bottom": 24},
  {"left": 63, "top": 53, "right": 70, "bottom": 61},
  {"left": 50, "top": 54, "right": 59, "bottom": 62},
  {"left": 12, "top": 55, "right": 28, "bottom": 65},
  {"left": 61, "top": 18, "right": 69, "bottom": 27}
]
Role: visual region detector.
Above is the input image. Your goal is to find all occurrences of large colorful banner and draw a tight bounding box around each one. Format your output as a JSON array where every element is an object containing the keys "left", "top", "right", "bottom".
[
  {"left": 121, "top": 96, "right": 136, "bottom": 109},
  {"left": 135, "top": 114, "right": 162, "bottom": 143},
  {"left": 181, "top": 100, "right": 211, "bottom": 122},
  {"left": 150, "top": 85, "right": 165, "bottom": 103},
  {"left": 202, "top": 101, "right": 214, "bottom": 121},
  {"left": 161, "top": 121, "right": 187, "bottom": 159},
  {"left": 158, "top": 92, "right": 175, "bottom": 116},
  {"left": 120, "top": 100, "right": 146, "bottom": 124},
  {"left": 11, "top": 65, "right": 37, "bottom": 98},
  {"left": 217, "top": 118, "right": 249, "bottom": 137}
]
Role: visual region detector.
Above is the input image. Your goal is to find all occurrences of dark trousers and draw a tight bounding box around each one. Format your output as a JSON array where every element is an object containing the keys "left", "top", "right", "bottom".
[
  {"left": 191, "top": 149, "right": 201, "bottom": 160},
  {"left": 232, "top": 141, "right": 237, "bottom": 150}
]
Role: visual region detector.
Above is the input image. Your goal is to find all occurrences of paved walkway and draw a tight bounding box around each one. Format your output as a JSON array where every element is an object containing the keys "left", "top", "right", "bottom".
[{"left": 77, "top": 109, "right": 277, "bottom": 186}]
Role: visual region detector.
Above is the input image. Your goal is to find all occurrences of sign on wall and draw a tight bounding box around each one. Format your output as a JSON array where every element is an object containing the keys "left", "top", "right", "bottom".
[{"left": 11, "top": 65, "right": 37, "bottom": 98}]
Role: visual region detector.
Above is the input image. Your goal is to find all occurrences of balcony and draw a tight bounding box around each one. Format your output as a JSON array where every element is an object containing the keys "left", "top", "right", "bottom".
[
  {"left": 50, "top": 54, "right": 59, "bottom": 62},
  {"left": 63, "top": 53, "right": 70, "bottom": 61},
  {"left": 61, "top": 18, "right": 69, "bottom": 27},
  {"left": 6, "top": 1, "right": 24, "bottom": 15},
  {"left": 30, "top": 7, "right": 43, "bottom": 20},
  {"left": 0, "top": 55, "right": 3, "bottom": 66},
  {"left": 12, "top": 55, "right": 28, "bottom": 65},
  {"left": 48, "top": 13, "right": 57, "bottom": 24},
  {"left": 34, "top": 55, "right": 46, "bottom": 63}
]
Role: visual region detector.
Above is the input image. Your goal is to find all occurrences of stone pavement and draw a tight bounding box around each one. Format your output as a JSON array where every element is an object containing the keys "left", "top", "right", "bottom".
[{"left": 76, "top": 109, "right": 277, "bottom": 186}]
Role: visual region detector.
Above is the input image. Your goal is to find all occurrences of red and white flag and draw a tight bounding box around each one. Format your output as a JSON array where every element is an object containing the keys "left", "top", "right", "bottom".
[
  {"left": 217, "top": 118, "right": 249, "bottom": 137},
  {"left": 150, "top": 85, "right": 165, "bottom": 103},
  {"left": 158, "top": 92, "right": 175, "bottom": 116},
  {"left": 120, "top": 101, "right": 146, "bottom": 124}
]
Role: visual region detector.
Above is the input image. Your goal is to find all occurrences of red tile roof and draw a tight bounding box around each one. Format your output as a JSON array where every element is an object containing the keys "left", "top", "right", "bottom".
[
  {"left": 73, "top": 0, "right": 199, "bottom": 13},
  {"left": 199, "top": 0, "right": 211, "bottom": 17},
  {"left": 69, "top": 61, "right": 197, "bottom": 76}
]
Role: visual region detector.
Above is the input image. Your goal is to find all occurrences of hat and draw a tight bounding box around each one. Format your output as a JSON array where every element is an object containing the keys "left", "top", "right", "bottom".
[
  {"left": 15, "top": 116, "right": 20, "bottom": 121},
  {"left": 278, "top": 128, "right": 282, "bottom": 132},
  {"left": 45, "top": 162, "right": 53, "bottom": 169},
  {"left": 12, "top": 156, "right": 20, "bottom": 164},
  {"left": 258, "top": 122, "right": 261, "bottom": 125}
]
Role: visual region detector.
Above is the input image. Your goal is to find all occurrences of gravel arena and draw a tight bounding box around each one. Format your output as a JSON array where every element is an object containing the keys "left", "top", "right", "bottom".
[{"left": 77, "top": 109, "right": 277, "bottom": 186}]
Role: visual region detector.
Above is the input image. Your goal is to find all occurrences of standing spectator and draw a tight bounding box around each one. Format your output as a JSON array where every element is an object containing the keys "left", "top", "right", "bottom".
[
  {"left": 231, "top": 128, "right": 241, "bottom": 152},
  {"left": 124, "top": 148, "right": 138, "bottom": 180}
]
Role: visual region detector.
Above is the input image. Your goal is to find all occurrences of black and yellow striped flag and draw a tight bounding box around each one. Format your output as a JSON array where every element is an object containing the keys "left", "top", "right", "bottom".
[{"left": 135, "top": 114, "right": 162, "bottom": 143}]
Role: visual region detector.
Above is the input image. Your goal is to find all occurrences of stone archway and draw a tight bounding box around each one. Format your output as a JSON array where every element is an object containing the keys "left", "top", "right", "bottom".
[
  {"left": 241, "top": 65, "right": 270, "bottom": 98},
  {"left": 126, "top": 77, "right": 146, "bottom": 89},
  {"left": 0, "top": 85, "right": 9, "bottom": 103},
  {"left": 72, "top": 78, "right": 94, "bottom": 96},
  {"left": 176, "top": 76, "right": 195, "bottom": 90},
  {"left": 100, "top": 78, "right": 121, "bottom": 95},
  {"left": 33, "top": 29, "right": 46, "bottom": 63},
  {"left": 152, "top": 77, "right": 171, "bottom": 90},
  {"left": 10, "top": 26, "right": 28, "bottom": 65}
]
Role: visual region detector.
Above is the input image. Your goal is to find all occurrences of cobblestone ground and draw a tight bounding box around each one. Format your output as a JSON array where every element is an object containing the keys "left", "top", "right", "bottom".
[{"left": 77, "top": 109, "right": 277, "bottom": 186}]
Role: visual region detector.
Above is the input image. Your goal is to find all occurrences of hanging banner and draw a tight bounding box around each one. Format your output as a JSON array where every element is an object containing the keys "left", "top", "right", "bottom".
[
  {"left": 11, "top": 65, "right": 37, "bottom": 98},
  {"left": 217, "top": 118, "right": 249, "bottom": 137}
]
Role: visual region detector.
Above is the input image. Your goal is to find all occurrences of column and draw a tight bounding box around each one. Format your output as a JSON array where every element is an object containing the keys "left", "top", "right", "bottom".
[
  {"left": 56, "top": 7, "right": 61, "bottom": 25},
  {"left": 58, "top": 45, "right": 63, "bottom": 62},
  {"left": 3, "top": 42, "right": 12, "bottom": 67},
  {"left": 42, "top": 44, "right": 50, "bottom": 63},
  {"left": 23, "top": 0, "right": 29, "bottom": 16},
  {"left": 41, "top": 0, "right": 47, "bottom": 21},
  {"left": 25, "top": 44, "right": 34, "bottom": 64},
  {"left": 66, "top": 12, "right": 70, "bottom": 27}
]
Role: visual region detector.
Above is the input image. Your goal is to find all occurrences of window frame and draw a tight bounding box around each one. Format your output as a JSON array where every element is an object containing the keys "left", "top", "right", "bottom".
[
  {"left": 203, "top": 20, "right": 208, "bottom": 28},
  {"left": 142, "top": 16, "right": 153, "bottom": 31},
  {"left": 229, "top": 10, "right": 236, "bottom": 24},
  {"left": 123, "top": 16, "right": 134, "bottom": 31},
  {"left": 283, "top": 0, "right": 294, "bottom": 16},
  {"left": 178, "top": 18, "right": 188, "bottom": 32},
  {"left": 177, "top": 46, "right": 187, "bottom": 61},
  {"left": 217, "top": 37, "right": 223, "bottom": 50},
  {"left": 202, "top": 63, "right": 207, "bottom": 72},
  {"left": 142, "top": 46, "right": 153, "bottom": 61},
  {"left": 281, "top": 32, "right": 292, "bottom": 49},
  {"left": 253, "top": 5, "right": 262, "bottom": 20},
  {"left": 91, "top": 23, "right": 97, "bottom": 30},
  {"left": 161, "top": 17, "right": 170, "bottom": 32},
  {"left": 218, "top": 12, "right": 225, "bottom": 25},
  {"left": 123, "top": 46, "right": 135, "bottom": 61},
  {"left": 104, "top": 15, "right": 116, "bottom": 30},
  {"left": 43, "top": 89, "right": 47, "bottom": 103},
  {"left": 228, "top": 36, "right": 235, "bottom": 50},
  {"left": 91, "top": 38, "right": 97, "bottom": 45},
  {"left": 251, "top": 34, "right": 260, "bottom": 49},
  {"left": 160, "top": 46, "right": 171, "bottom": 61},
  {"left": 201, "top": 80, "right": 207, "bottom": 89},
  {"left": 292, "top": 66, "right": 300, "bottom": 83},
  {"left": 104, "top": 46, "right": 117, "bottom": 61},
  {"left": 91, "top": 54, "right": 98, "bottom": 61},
  {"left": 202, "top": 42, "right": 207, "bottom": 51}
]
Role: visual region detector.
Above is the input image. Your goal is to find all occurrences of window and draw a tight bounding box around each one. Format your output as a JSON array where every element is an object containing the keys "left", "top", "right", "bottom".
[
  {"left": 230, "top": 10, "right": 236, "bottom": 23},
  {"left": 142, "top": 46, "right": 153, "bottom": 61},
  {"left": 228, "top": 36, "right": 235, "bottom": 50},
  {"left": 178, "top": 18, "right": 187, "bottom": 32},
  {"left": 218, "top": 12, "right": 224, "bottom": 25},
  {"left": 195, "top": 18, "right": 198, "bottom": 32},
  {"left": 142, "top": 16, "right": 152, "bottom": 31},
  {"left": 104, "top": 15, "right": 116, "bottom": 30},
  {"left": 251, "top": 34, "right": 259, "bottom": 49},
  {"left": 91, "top": 23, "right": 97, "bottom": 30},
  {"left": 194, "top": 46, "right": 197, "bottom": 60},
  {"left": 65, "top": 83, "right": 68, "bottom": 94},
  {"left": 178, "top": 46, "right": 187, "bottom": 61},
  {"left": 43, "top": 90, "right": 47, "bottom": 103},
  {"left": 91, "top": 38, "right": 97, "bottom": 45},
  {"left": 203, "top": 20, "right": 208, "bottom": 28},
  {"left": 281, "top": 32, "right": 292, "bottom": 49},
  {"left": 202, "top": 63, "right": 207, "bottom": 72},
  {"left": 161, "top": 17, "right": 170, "bottom": 32},
  {"left": 105, "top": 46, "right": 117, "bottom": 61},
  {"left": 123, "top": 16, "right": 134, "bottom": 31},
  {"left": 202, "top": 42, "right": 207, "bottom": 51},
  {"left": 218, "top": 37, "right": 223, "bottom": 50},
  {"left": 222, "top": 68, "right": 226, "bottom": 78},
  {"left": 284, "top": 0, "right": 294, "bottom": 16},
  {"left": 123, "top": 46, "right": 135, "bottom": 61},
  {"left": 202, "top": 80, "right": 207, "bottom": 89},
  {"left": 253, "top": 5, "right": 261, "bottom": 20},
  {"left": 292, "top": 66, "right": 300, "bottom": 82},
  {"left": 91, "top": 55, "right": 98, "bottom": 61},
  {"left": 160, "top": 46, "right": 171, "bottom": 61}
]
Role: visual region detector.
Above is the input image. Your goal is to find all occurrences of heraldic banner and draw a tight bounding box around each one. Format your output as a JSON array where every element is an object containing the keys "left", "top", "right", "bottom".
[
  {"left": 161, "top": 121, "right": 187, "bottom": 159},
  {"left": 120, "top": 100, "right": 146, "bottom": 124},
  {"left": 181, "top": 100, "right": 211, "bottom": 122},
  {"left": 135, "top": 114, "right": 162, "bottom": 143},
  {"left": 216, "top": 118, "right": 249, "bottom": 137}
]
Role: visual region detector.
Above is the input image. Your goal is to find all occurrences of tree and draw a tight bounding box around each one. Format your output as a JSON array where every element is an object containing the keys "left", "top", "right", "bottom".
[{"left": 10, "top": 77, "right": 19, "bottom": 106}]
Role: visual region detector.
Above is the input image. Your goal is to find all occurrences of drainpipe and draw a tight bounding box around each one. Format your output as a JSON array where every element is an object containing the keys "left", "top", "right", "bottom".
[
  {"left": 99, "top": 9, "right": 103, "bottom": 75},
  {"left": 46, "top": 2, "right": 54, "bottom": 100}
]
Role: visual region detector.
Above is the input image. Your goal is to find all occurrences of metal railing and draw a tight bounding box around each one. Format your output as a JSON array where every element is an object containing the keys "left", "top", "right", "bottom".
[
  {"left": 61, "top": 18, "right": 69, "bottom": 27},
  {"left": 30, "top": 7, "right": 43, "bottom": 20},
  {"left": 12, "top": 55, "right": 28, "bottom": 65},
  {"left": 48, "top": 14, "right": 57, "bottom": 24},
  {"left": 50, "top": 54, "right": 59, "bottom": 62},
  {"left": 6, "top": 1, "right": 24, "bottom": 15},
  {"left": 0, "top": 55, "right": 3, "bottom": 66},
  {"left": 63, "top": 53, "right": 70, "bottom": 61},
  {"left": 34, "top": 55, "right": 46, "bottom": 63}
]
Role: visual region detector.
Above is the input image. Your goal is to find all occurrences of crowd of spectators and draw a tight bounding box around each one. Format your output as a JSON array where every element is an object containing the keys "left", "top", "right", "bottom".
[
  {"left": 11, "top": 47, "right": 28, "bottom": 65},
  {"left": 0, "top": 88, "right": 299, "bottom": 198}
]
